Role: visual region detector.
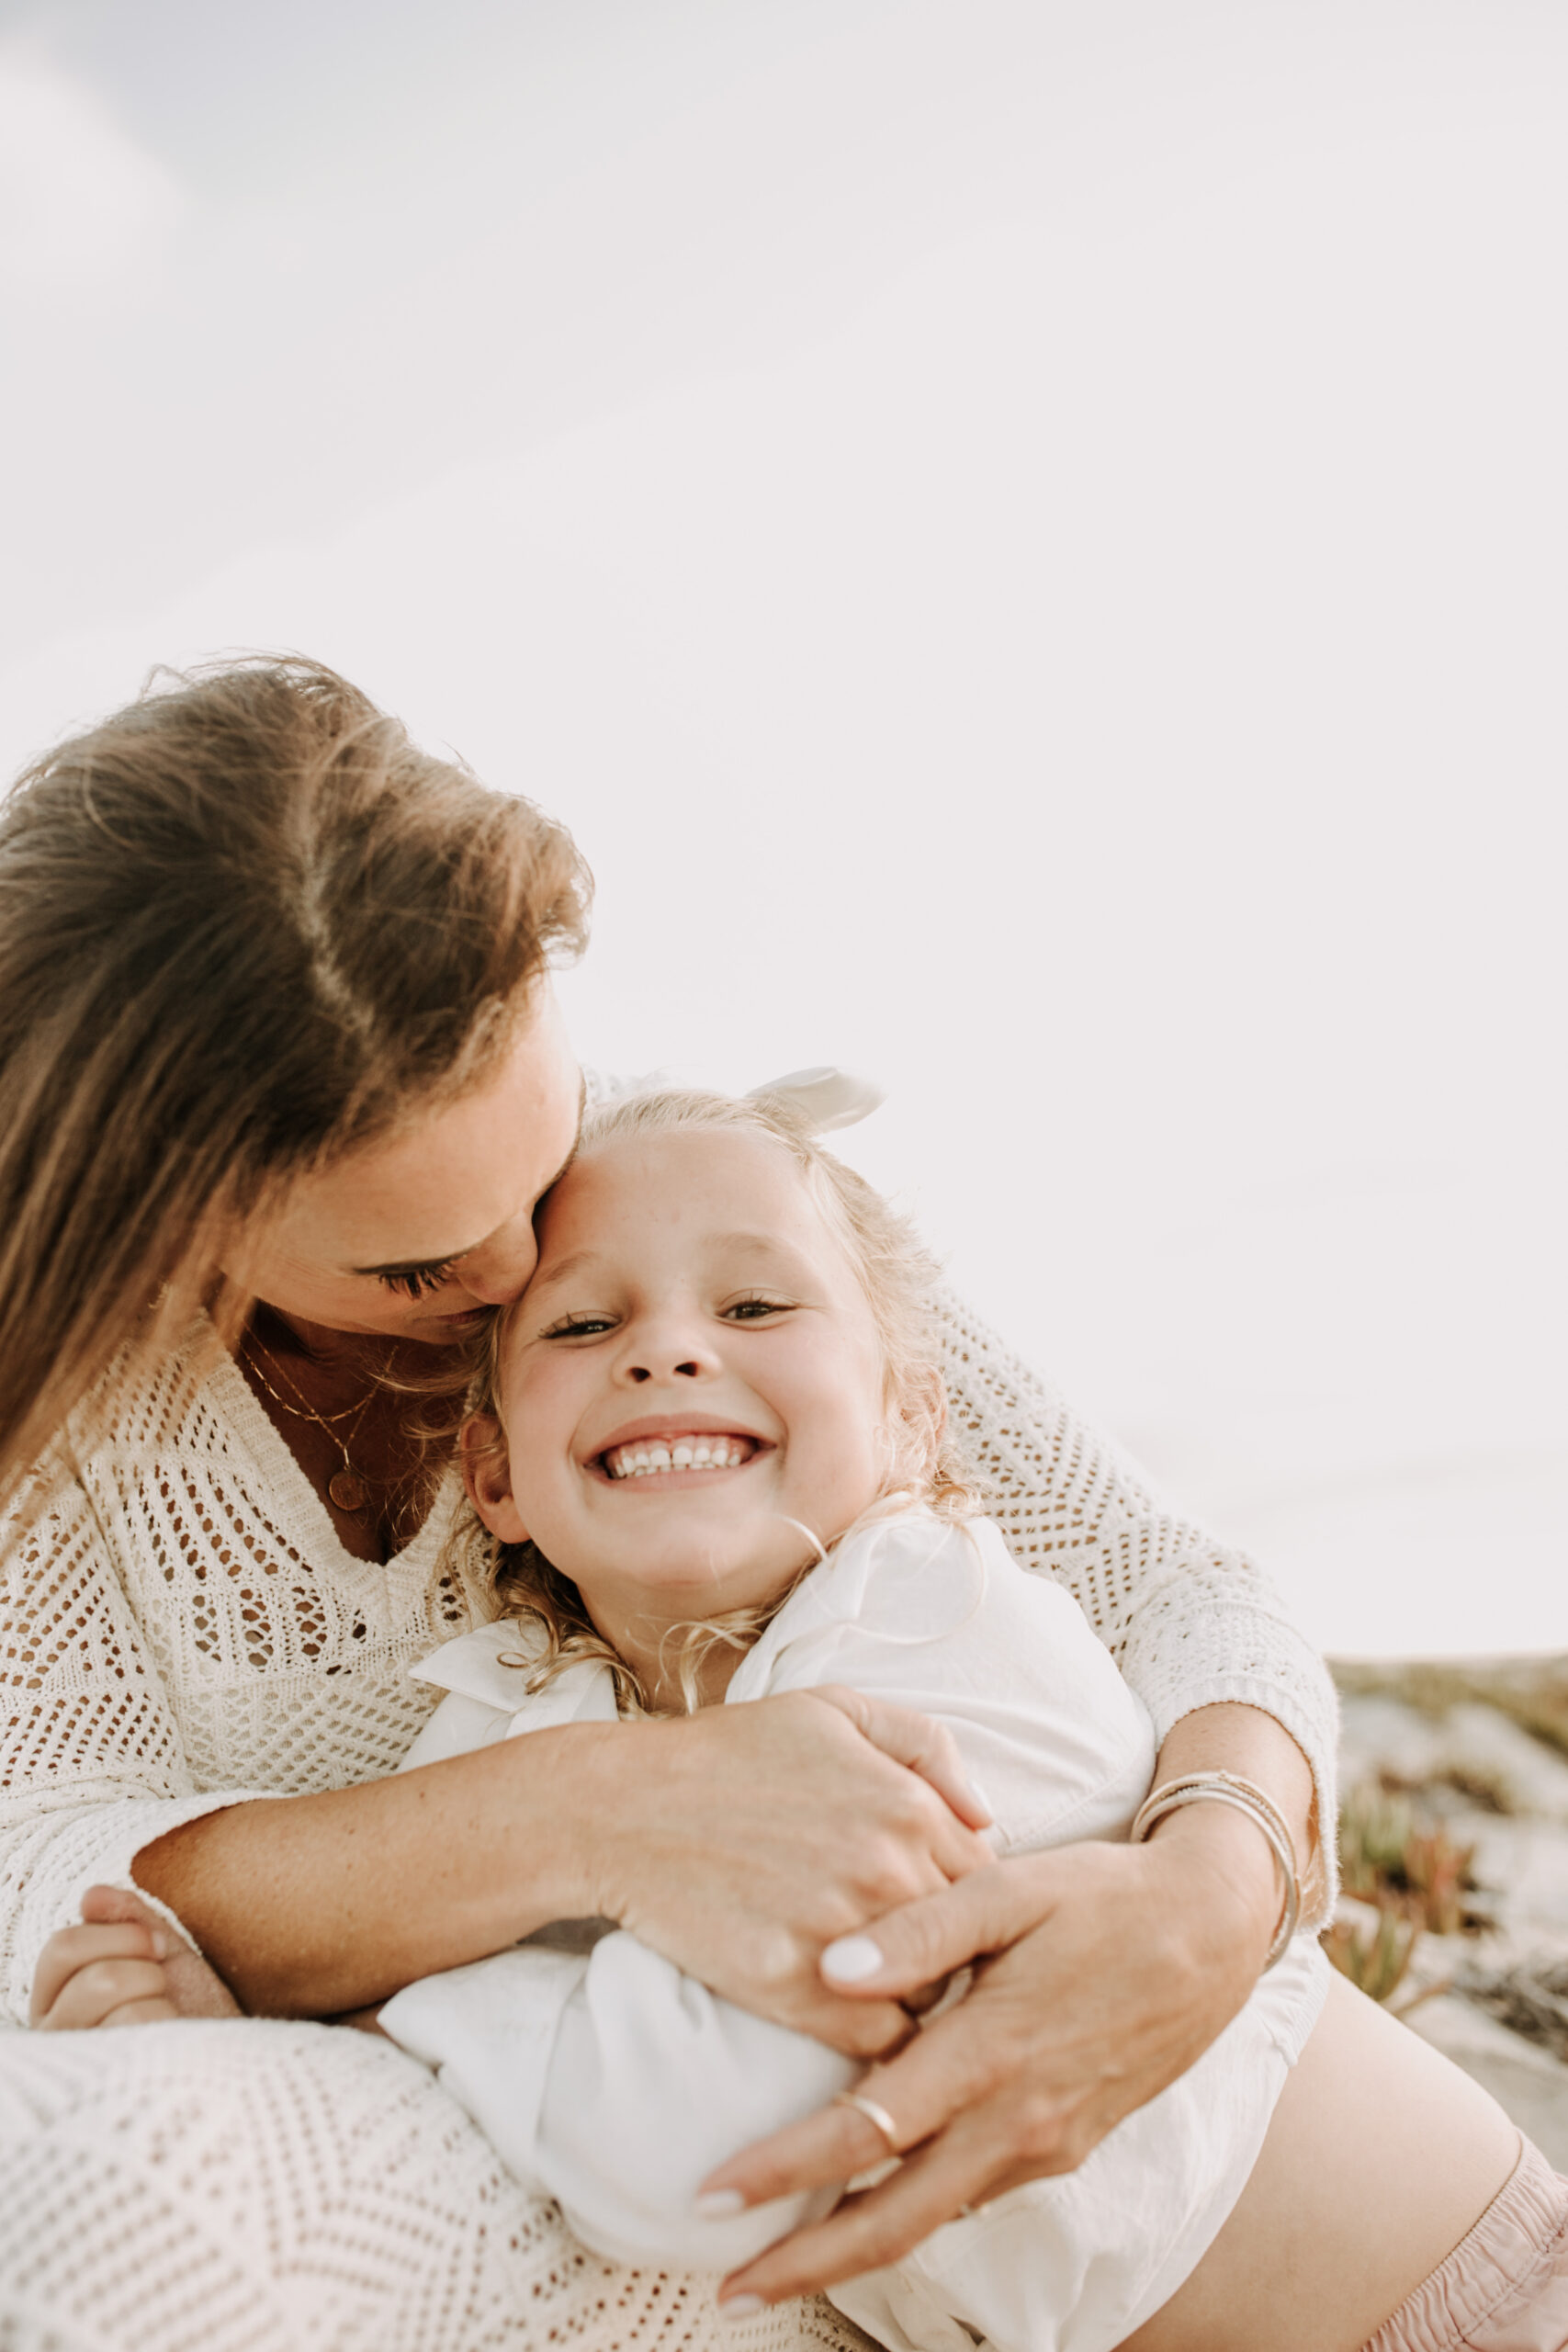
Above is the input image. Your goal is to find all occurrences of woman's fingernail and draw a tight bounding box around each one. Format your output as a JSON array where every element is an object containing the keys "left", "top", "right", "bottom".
[
  {"left": 965, "top": 1775, "right": 994, "bottom": 1821},
  {"left": 719, "top": 2294, "right": 766, "bottom": 2318},
  {"left": 151, "top": 1930, "right": 172, "bottom": 1959},
  {"left": 821, "top": 1933, "right": 885, "bottom": 1984},
  {"left": 694, "top": 2188, "right": 746, "bottom": 2220}
]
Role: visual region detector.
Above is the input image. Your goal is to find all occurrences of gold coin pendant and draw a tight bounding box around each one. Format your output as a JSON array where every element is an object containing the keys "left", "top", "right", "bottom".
[{"left": 328, "top": 1468, "right": 369, "bottom": 1513}]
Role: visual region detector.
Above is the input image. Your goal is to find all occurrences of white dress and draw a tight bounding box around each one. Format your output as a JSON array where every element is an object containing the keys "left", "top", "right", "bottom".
[
  {"left": 380, "top": 1509, "right": 1328, "bottom": 2352},
  {"left": 0, "top": 1295, "right": 1338, "bottom": 2351}
]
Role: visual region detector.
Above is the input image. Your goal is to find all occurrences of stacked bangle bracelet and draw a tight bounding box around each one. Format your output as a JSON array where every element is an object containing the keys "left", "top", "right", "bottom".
[{"left": 1129, "top": 1770, "right": 1302, "bottom": 1970}]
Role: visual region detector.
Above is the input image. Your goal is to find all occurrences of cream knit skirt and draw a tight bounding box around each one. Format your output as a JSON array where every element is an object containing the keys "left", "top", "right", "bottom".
[{"left": 0, "top": 2018, "right": 874, "bottom": 2352}]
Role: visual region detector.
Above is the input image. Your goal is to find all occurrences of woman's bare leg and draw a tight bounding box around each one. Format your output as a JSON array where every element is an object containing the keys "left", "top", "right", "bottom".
[{"left": 1123, "top": 1968, "right": 1522, "bottom": 2352}]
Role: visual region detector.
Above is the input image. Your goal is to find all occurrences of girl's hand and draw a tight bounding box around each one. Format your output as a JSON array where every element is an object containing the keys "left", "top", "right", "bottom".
[
  {"left": 583, "top": 1686, "right": 997, "bottom": 2059},
  {"left": 29, "top": 1885, "right": 242, "bottom": 2030},
  {"left": 705, "top": 1804, "right": 1279, "bottom": 2306}
]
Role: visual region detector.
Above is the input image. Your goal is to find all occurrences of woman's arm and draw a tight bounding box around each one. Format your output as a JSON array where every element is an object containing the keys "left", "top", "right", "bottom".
[{"left": 134, "top": 1686, "right": 993, "bottom": 2039}]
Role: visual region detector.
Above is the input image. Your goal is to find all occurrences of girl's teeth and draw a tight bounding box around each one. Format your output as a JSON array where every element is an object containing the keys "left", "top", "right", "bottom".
[{"left": 605, "top": 1438, "right": 748, "bottom": 1479}]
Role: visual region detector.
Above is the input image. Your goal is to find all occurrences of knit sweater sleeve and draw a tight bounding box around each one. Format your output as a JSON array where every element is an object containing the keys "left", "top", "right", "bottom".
[
  {"left": 932, "top": 1285, "right": 1338, "bottom": 1917},
  {"left": 0, "top": 1445, "right": 273, "bottom": 2024}
]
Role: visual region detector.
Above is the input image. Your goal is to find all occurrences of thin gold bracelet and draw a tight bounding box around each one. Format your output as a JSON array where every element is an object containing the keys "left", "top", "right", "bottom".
[{"left": 1130, "top": 1771, "right": 1302, "bottom": 1968}]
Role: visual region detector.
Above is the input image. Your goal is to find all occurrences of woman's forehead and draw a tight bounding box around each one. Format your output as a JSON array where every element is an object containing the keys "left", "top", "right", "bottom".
[{"left": 266, "top": 1003, "right": 582, "bottom": 1268}]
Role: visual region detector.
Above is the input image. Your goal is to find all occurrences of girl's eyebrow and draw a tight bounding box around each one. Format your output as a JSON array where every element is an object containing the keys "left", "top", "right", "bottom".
[{"left": 711, "top": 1230, "right": 802, "bottom": 1263}]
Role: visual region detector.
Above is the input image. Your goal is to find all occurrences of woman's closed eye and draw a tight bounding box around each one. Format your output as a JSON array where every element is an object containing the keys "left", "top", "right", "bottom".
[{"left": 377, "top": 1257, "right": 459, "bottom": 1299}]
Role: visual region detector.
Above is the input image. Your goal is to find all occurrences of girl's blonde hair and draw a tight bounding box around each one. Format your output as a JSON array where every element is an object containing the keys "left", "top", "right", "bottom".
[
  {"left": 464, "top": 1085, "right": 975, "bottom": 1714},
  {"left": 0, "top": 656, "right": 591, "bottom": 1500}
]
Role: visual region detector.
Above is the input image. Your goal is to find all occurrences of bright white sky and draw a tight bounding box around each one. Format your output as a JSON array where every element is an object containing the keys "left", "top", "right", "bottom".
[{"left": 1, "top": 0, "right": 1562, "bottom": 1654}]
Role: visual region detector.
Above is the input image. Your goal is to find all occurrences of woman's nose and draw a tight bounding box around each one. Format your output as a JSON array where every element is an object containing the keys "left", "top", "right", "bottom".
[{"left": 452, "top": 1220, "right": 539, "bottom": 1306}]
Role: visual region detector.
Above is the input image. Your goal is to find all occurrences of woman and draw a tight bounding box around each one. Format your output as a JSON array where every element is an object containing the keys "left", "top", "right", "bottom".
[{"left": 0, "top": 657, "right": 1340, "bottom": 2349}]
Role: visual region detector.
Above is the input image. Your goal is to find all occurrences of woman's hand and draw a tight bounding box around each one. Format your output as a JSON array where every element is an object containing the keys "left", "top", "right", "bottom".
[
  {"left": 30, "top": 1885, "right": 242, "bottom": 2030},
  {"left": 705, "top": 1801, "right": 1280, "bottom": 2306},
  {"left": 581, "top": 1686, "right": 997, "bottom": 2058}
]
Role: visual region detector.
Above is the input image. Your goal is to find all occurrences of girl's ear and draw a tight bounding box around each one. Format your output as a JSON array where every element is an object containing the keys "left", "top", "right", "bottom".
[{"left": 459, "top": 1412, "right": 529, "bottom": 1544}]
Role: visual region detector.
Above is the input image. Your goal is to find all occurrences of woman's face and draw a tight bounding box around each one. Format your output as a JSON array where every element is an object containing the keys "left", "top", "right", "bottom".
[{"left": 229, "top": 988, "right": 583, "bottom": 1342}]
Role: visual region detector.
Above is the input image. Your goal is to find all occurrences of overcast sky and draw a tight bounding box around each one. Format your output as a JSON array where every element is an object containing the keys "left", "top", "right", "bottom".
[{"left": 1, "top": 0, "right": 1563, "bottom": 1654}]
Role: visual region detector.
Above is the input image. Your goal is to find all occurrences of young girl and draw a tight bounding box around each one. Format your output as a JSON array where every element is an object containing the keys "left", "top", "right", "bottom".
[{"left": 373, "top": 1088, "right": 1546, "bottom": 2352}]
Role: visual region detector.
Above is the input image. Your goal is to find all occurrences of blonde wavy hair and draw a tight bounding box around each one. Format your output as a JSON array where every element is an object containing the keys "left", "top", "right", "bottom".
[{"left": 458, "top": 1085, "right": 976, "bottom": 1715}]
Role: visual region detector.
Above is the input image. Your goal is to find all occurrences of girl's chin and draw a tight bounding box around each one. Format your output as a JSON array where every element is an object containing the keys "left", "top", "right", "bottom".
[{"left": 572, "top": 1548, "right": 802, "bottom": 1615}]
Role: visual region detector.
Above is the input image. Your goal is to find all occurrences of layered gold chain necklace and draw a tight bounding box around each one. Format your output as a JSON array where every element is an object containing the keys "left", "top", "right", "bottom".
[{"left": 241, "top": 1336, "right": 380, "bottom": 1515}]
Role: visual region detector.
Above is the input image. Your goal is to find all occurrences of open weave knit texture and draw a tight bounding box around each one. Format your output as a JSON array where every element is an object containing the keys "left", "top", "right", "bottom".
[
  {"left": 0, "top": 1292, "right": 1337, "bottom": 2350},
  {"left": 0, "top": 2019, "right": 879, "bottom": 2352}
]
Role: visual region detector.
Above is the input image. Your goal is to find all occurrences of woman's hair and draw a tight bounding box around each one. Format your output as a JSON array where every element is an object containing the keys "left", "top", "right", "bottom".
[
  {"left": 463, "top": 1085, "right": 975, "bottom": 1714},
  {"left": 0, "top": 655, "right": 591, "bottom": 1499}
]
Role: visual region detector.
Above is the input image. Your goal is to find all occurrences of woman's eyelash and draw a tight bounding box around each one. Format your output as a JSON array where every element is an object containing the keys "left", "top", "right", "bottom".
[{"left": 378, "top": 1260, "right": 457, "bottom": 1299}]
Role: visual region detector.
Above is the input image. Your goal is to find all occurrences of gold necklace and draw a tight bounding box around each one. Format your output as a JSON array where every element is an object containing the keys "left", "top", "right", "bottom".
[
  {"left": 242, "top": 1338, "right": 380, "bottom": 1515},
  {"left": 241, "top": 1345, "right": 373, "bottom": 1424}
]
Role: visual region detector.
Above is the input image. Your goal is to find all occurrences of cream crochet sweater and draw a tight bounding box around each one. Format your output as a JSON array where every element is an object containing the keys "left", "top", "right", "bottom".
[{"left": 0, "top": 1293, "right": 1337, "bottom": 2352}]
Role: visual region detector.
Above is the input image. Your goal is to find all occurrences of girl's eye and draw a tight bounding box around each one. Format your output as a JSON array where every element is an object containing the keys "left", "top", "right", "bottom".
[
  {"left": 541, "top": 1313, "right": 617, "bottom": 1340},
  {"left": 378, "top": 1260, "right": 457, "bottom": 1299},
  {"left": 722, "top": 1295, "right": 792, "bottom": 1322}
]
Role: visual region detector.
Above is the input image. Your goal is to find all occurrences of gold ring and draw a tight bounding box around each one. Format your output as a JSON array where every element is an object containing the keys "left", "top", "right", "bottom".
[{"left": 832, "top": 2090, "right": 902, "bottom": 2158}]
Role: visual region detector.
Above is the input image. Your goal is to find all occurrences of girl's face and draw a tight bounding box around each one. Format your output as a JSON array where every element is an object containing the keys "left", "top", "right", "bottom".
[
  {"left": 227, "top": 988, "right": 583, "bottom": 1343},
  {"left": 468, "top": 1125, "right": 892, "bottom": 1657}
]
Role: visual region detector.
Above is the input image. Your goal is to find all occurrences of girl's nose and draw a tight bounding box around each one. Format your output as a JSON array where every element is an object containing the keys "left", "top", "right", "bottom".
[{"left": 617, "top": 1315, "right": 720, "bottom": 1385}]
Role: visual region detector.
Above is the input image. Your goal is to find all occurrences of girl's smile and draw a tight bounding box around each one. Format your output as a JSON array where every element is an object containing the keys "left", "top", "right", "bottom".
[{"left": 593, "top": 1419, "right": 768, "bottom": 1484}]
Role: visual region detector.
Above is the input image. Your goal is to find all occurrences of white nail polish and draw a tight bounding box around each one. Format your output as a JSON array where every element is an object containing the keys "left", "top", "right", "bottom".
[
  {"left": 694, "top": 2189, "right": 746, "bottom": 2220},
  {"left": 821, "top": 1933, "right": 884, "bottom": 1984},
  {"left": 965, "top": 1774, "right": 994, "bottom": 1821},
  {"left": 719, "top": 2294, "right": 766, "bottom": 2318}
]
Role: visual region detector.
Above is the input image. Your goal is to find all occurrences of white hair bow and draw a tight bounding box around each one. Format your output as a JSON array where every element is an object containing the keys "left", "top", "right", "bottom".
[
  {"left": 585, "top": 1062, "right": 886, "bottom": 1134},
  {"left": 745, "top": 1066, "right": 887, "bottom": 1134}
]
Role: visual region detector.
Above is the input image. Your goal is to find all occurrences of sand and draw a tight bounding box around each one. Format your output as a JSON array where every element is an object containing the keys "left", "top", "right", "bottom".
[{"left": 1330, "top": 1655, "right": 1568, "bottom": 2166}]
